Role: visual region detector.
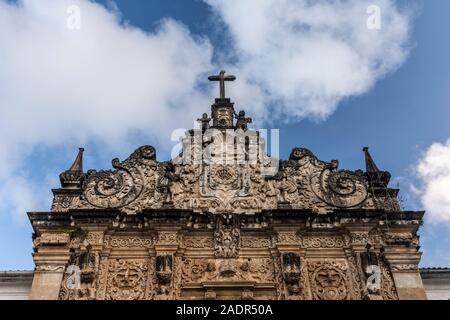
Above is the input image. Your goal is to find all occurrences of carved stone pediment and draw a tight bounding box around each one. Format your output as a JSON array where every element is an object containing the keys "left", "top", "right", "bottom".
[
  {"left": 52, "top": 142, "right": 384, "bottom": 215},
  {"left": 50, "top": 104, "right": 395, "bottom": 215}
]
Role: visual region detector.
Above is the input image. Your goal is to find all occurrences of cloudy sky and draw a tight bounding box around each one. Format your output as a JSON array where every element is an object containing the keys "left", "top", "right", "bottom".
[{"left": 0, "top": 0, "right": 449, "bottom": 269}]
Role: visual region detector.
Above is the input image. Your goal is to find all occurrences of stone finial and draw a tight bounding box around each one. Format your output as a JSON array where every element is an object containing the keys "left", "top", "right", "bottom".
[
  {"left": 59, "top": 148, "right": 85, "bottom": 189},
  {"left": 363, "top": 147, "right": 391, "bottom": 188}
]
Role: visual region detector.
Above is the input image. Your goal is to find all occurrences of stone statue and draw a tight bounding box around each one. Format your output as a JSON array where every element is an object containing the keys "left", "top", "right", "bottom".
[
  {"left": 197, "top": 113, "right": 211, "bottom": 131},
  {"left": 235, "top": 110, "right": 252, "bottom": 131},
  {"left": 156, "top": 162, "right": 176, "bottom": 204}
]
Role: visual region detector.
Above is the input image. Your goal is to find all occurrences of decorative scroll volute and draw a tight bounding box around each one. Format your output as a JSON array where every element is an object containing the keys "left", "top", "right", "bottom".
[
  {"left": 80, "top": 146, "right": 157, "bottom": 213},
  {"left": 285, "top": 147, "right": 369, "bottom": 209}
]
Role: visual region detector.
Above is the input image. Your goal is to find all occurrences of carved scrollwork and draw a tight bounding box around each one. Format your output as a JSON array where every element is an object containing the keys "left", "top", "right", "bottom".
[
  {"left": 301, "top": 236, "right": 346, "bottom": 249},
  {"left": 311, "top": 166, "right": 368, "bottom": 208},
  {"left": 184, "top": 237, "right": 214, "bottom": 248},
  {"left": 241, "top": 236, "right": 271, "bottom": 248},
  {"left": 380, "top": 260, "right": 399, "bottom": 300},
  {"left": 83, "top": 146, "right": 156, "bottom": 210},
  {"left": 391, "top": 264, "right": 419, "bottom": 272},
  {"left": 276, "top": 231, "right": 299, "bottom": 244},
  {"left": 35, "top": 233, "right": 70, "bottom": 246},
  {"left": 106, "top": 236, "right": 154, "bottom": 248},
  {"left": 84, "top": 167, "right": 142, "bottom": 209}
]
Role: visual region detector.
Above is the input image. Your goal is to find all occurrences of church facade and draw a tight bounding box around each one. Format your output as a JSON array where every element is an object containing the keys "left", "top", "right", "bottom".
[{"left": 27, "top": 72, "right": 426, "bottom": 300}]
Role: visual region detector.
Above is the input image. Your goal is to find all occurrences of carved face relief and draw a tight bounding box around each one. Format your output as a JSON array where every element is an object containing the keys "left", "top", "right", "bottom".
[
  {"left": 308, "top": 261, "right": 349, "bottom": 300},
  {"left": 106, "top": 260, "right": 148, "bottom": 300}
]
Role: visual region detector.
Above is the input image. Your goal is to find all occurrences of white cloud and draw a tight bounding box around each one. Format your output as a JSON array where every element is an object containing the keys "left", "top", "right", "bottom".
[
  {"left": 205, "top": 0, "right": 413, "bottom": 121},
  {"left": 0, "top": 0, "right": 214, "bottom": 171},
  {"left": 415, "top": 139, "right": 450, "bottom": 224},
  {"left": 0, "top": 0, "right": 214, "bottom": 221},
  {"left": 0, "top": 0, "right": 414, "bottom": 222}
]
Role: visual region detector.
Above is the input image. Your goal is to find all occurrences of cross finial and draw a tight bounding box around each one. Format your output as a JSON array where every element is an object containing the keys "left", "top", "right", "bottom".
[{"left": 208, "top": 70, "right": 236, "bottom": 99}]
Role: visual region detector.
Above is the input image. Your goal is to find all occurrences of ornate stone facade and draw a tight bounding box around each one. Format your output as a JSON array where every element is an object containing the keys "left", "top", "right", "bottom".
[{"left": 28, "top": 72, "right": 426, "bottom": 300}]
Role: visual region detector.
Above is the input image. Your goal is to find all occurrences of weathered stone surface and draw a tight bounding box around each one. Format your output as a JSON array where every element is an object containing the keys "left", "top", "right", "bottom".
[{"left": 27, "top": 75, "right": 426, "bottom": 300}]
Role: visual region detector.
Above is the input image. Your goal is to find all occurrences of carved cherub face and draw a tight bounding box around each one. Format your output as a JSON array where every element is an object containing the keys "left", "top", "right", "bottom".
[{"left": 140, "top": 146, "right": 156, "bottom": 160}]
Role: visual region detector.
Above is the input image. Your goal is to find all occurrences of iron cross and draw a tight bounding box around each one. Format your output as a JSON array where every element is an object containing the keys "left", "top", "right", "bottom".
[{"left": 208, "top": 70, "right": 236, "bottom": 99}]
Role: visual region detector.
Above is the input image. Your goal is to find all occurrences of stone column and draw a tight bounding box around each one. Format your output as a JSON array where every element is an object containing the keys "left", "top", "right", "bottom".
[
  {"left": 29, "top": 233, "right": 72, "bottom": 300},
  {"left": 384, "top": 250, "right": 427, "bottom": 300}
]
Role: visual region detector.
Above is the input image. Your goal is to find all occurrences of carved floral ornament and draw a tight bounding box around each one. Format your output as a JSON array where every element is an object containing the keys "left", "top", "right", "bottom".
[
  {"left": 52, "top": 142, "right": 386, "bottom": 214},
  {"left": 35, "top": 233, "right": 70, "bottom": 246}
]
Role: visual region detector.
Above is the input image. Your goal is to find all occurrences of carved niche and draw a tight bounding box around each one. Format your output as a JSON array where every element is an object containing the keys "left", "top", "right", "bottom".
[{"left": 155, "top": 255, "right": 173, "bottom": 295}]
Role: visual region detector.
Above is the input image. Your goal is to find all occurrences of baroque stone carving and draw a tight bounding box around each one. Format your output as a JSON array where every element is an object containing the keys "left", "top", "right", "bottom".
[
  {"left": 310, "top": 164, "right": 368, "bottom": 208},
  {"left": 282, "top": 253, "right": 302, "bottom": 295},
  {"left": 157, "top": 232, "right": 179, "bottom": 245},
  {"left": 106, "top": 259, "right": 148, "bottom": 300},
  {"left": 384, "top": 232, "right": 416, "bottom": 245},
  {"left": 105, "top": 236, "right": 154, "bottom": 248},
  {"left": 184, "top": 237, "right": 214, "bottom": 249},
  {"left": 241, "top": 236, "right": 271, "bottom": 248},
  {"left": 276, "top": 231, "right": 299, "bottom": 244},
  {"left": 155, "top": 255, "right": 173, "bottom": 295},
  {"left": 391, "top": 264, "right": 419, "bottom": 271},
  {"left": 308, "top": 260, "right": 349, "bottom": 300},
  {"left": 36, "top": 265, "right": 65, "bottom": 272},
  {"left": 181, "top": 258, "right": 275, "bottom": 284},
  {"left": 82, "top": 146, "right": 157, "bottom": 214},
  {"left": 59, "top": 251, "right": 99, "bottom": 300},
  {"left": 86, "top": 231, "right": 103, "bottom": 246},
  {"left": 35, "top": 233, "right": 70, "bottom": 246},
  {"left": 214, "top": 215, "right": 240, "bottom": 258},
  {"left": 380, "top": 260, "right": 399, "bottom": 300}
]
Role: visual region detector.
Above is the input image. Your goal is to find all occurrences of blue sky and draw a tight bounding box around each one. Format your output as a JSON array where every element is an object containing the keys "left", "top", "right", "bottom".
[{"left": 0, "top": 0, "right": 449, "bottom": 269}]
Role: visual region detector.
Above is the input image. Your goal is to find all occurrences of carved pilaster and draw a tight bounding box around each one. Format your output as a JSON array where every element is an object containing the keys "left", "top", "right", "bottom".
[
  {"left": 30, "top": 232, "right": 72, "bottom": 300},
  {"left": 383, "top": 250, "right": 426, "bottom": 300}
]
